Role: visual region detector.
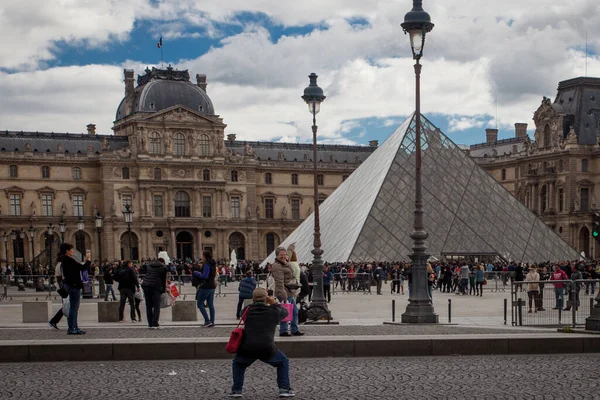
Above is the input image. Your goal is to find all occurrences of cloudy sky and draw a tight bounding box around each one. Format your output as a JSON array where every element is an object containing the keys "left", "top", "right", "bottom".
[{"left": 0, "top": 0, "right": 598, "bottom": 146}]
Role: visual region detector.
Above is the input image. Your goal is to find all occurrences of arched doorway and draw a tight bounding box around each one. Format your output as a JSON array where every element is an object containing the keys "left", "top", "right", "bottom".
[
  {"left": 73, "top": 231, "right": 91, "bottom": 256},
  {"left": 176, "top": 231, "right": 194, "bottom": 260},
  {"left": 120, "top": 231, "right": 139, "bottom": 261},
  {"left": 229, "top": 232, "right": 245, "bottom": 260},
  {"left": 579, "top": 227, "right": 590, "bottom": 258},
  {"left": 265, "top": 232, "right": 280, "bottom": 257}
]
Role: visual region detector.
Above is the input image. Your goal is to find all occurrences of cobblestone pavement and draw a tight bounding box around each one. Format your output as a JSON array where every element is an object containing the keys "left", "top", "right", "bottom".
[
  {"left": 0, "top": 355, "right": 597, "bottom": 399},
  {"left": 0, "top": 324, "right": 539, "bottom": 340}
]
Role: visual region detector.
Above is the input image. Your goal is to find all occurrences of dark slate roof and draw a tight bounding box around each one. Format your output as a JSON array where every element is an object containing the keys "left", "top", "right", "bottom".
[
  {"left": 554, "top": 77, "right": 600, "bottom": 145},
  {"left": 0, "top": 131, "right": 129, "bottom": 154},
  {"left": 116, "top": 67, "right": 214, "bottom": 121},
  {"left": 225, "top": 140, "right": 375, "bottom": 163},
  {"left": 469, "top": 137, "right": 525, "bottom": 158}
]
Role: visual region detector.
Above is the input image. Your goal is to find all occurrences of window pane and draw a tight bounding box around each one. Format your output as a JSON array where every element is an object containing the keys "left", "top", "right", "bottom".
[
  {"left": 150, "top": 132, "right": 162, "bottom": 154},
  {"left": 9, "top": 165, "right": 17, "bottom": 178},
  {"left": 154, "top": 168, "right": 161, "bottom": 180},
  {"left": 291, "top": 174, "right": 298, "bottom": 185},
  {"left": 72, "top": 167, "right": 81, "bottom": 180},
  {"left": 203, "top": 169, "right": 210, "bottom": 181},
  {"left": 231, "top": 197, "right": 240, "bottom": 218},
  {"left": 266, "top": 233, "right": 275, "bottom": 255},
  {"left": 202, "top": 196, "right": 212, "bottom": 218},
  {"left": 174, "top": 133, "right": 185, "bottom": 156},
  {"left": 231, "top": 171, "right": 238, "bottom": 182},
  {"left": 317, "top": 174, "right": 324, "bottom": 185},
  {"left": 10, "top": 194, "right": 21, "bottom": 216},
  {"left": 265, "top": 173, "right": 272, "bottom": 184},
  {"left": 153, "top": 195, "right": 163, "bottom": 217},
  {"left": 581, "top": 188, "right": 589, "bottom": 212},
  {"left": 265, "top": 199, "right": 274, "bottom": 219},
  {"left": 174, "top": 191, "right": 190, "bottom": 217},
  {"left": 291, "top": 199, "right": 300, "bottom": 220},
  {"left": 73, "top": 195, "right": 84, "bottom": 216},
  {"left": 558, "top": 189, "right": 564, "bottom": 212},
  {"left": 42, "top": 166, "right": 50, "bottom": 179},
  {"left": 199, "top": 135, "right": 210, "bottom": 156},
  {"left": 42, "top": 194, "right": 53, "bottom": 216},
  {"left": 582, "top": 159, "right": 588, "bottom": 172},
  {"left": 122, "top": 167, "right": 130, "bottom": 179},
  {"left": 122, "top": 194, "right": 133, "bottom": 211}
]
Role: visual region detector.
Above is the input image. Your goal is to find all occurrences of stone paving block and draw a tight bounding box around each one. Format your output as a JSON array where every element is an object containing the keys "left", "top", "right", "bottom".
[
  {"left": 508, "top": 337, "right": 584, "bottom": 354},
  {"left": 0, "top": 343, "right": 29, "bottom": 362},
  {"left": 172, "top": 301, "right": 197, "bottom": 321},
  {"left": 433, "top": 338, "right": 509, "bottom": 356},
  {"left": 113, "top": 340, "right": 196, "bottom": 360},
  {"left": 22, "top": 301, "right": 51, "bottom": 323},
  {"left": 354, "top": 336, "right": 432, "bottom": 357},
  {"left": 97, "top": 301, "right": 120, "bottom": 322},
  {"left": 277, "top": 337, "right": 354, "bottom": 358},
  {"left": 29, "top": 343, "right": 111, "bottom": 362}
]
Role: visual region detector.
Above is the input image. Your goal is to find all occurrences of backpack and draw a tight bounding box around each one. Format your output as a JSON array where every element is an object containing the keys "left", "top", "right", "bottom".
[
  {"left": 112, "top": 267, "right": 127, "bottom": 283},
  {"left": 298, "top": 300, "right": 309, "bottom": 324}
]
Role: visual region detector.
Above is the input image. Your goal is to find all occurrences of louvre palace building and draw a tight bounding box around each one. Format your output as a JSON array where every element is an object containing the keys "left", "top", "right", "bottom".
[{"left": 0, "top": 68, "right": 598, "bottom": 264}]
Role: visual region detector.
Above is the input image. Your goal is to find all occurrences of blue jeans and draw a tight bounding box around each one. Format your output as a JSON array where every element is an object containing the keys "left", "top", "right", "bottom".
[
  {"left": 554, "top": 288, "right": 564, "bottom": 309},
  {"left": 142, "top": 287, "right": 162, "bottom": 327},
  {"left": 63, "top": 283, "right": 81, "bottom": 332},
  {"left": 279, "top": 296, "right": 299, "bottom": 334},
  {"left": 196, "top": 288, "right": 215, "bottom": 324},
  {"left": 232, "top": 350, "right": 290, "bottom": 392},
  {"left": 104, "top": 284, "right": 116, "bottom": 300}
]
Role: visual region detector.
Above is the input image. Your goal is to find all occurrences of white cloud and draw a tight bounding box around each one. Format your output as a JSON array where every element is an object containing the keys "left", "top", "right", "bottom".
[{"left": 448, "top": 116, "right": 490, "bottom": 132}]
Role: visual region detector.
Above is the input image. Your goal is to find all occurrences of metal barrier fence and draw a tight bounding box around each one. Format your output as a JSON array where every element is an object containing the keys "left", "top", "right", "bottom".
[{"left": 511, "top": 279, "right": 600, "bottom": 327}]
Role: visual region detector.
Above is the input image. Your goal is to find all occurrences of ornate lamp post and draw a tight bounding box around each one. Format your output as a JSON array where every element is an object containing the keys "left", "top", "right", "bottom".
[
  {"left": 123, "top": 205, "right": 134, "bottom": 260},
  {"left": 10, "top": 230, "right": 17, "bottom": 275},
  {"left": 3, "top": 232, "right": 9, "bottom": 283},
  {"left": 95, "top": 212, "right": 104, "bottom": 297},
  {"left": 301, "top": 73, "right": 330, "bottom": 319},
  {"left": 28, "top": 225, "right": 35, "bottom": 265},
  {"left": 59, "top": 218, "right": 67, "bottom": 244},
  {"left": 401, "top": 0, "right": 438, "bottom": 323},
  {"left": 47, "top": 224, "right": 55, "bottom": 277},
  {"left": 77, "top": 217, "right": 85, "bottom": 252}
]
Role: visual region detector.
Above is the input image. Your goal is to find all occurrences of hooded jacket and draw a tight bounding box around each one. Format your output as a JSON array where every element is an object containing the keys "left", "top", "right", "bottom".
[{"left": 141, "top": 260, "right": 167, "bottom": 292}]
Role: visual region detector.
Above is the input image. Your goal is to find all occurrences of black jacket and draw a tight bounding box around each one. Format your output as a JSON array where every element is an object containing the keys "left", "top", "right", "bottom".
[
  {"left": 118, "top": 268, "right": 139, "bottom": 291},
  {"left": 103, "top": 269, "right": 114, "bottom": 285},
  {"left": 61, "top": 256, "right": 91, "bottom": 289},
  {"left": 238, "top": 302, "right": 288, "bottom": 360},
  {"left": 141, "top": 261, "right": 167, "bottom": 292}
]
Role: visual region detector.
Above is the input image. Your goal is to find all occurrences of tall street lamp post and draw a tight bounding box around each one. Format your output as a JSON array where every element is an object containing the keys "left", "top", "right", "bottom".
[
  {"left": 301, "top": 73, "right": 330, "bottom": 320},
  {"left": 401, "top": 0, "right": 438, "bottom": 323},
  {"left": 59, "top": 218, "right": 67, "bottom": 244},
  {"left": 3, "top": 232, "right": 9, "bottom": 285},
  {"left": 77, "top": 217, "right": 85, "bottom": 253},
  {"left": 29, "top": 225, "right": 42, "bottom": 291},
  {"left": 123, "top": 205, "right": 134, "bottom": 260},
  {"left": 47, "top": 224, "right": 55, "bottom": 276},
  {"left": 95, "top": 213, "right": 104, "bottom": 297},
  {"left": 10, "top": 230, "right": 17, "bottom": 283}
]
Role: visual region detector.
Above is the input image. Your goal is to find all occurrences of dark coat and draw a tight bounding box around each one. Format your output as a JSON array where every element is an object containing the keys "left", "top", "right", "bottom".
[
  {"left": 61, "top": 256, "right": 91, "bottom": 289},
  {"left": 237, "top": 302, "right": 288, "bottom": 360},
  {"left": 141, "top": 261, "right": 167, "bottom": 292}
]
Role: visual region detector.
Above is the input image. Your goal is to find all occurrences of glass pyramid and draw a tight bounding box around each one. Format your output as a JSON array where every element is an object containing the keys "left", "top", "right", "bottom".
[{"left": 264, "top": 113, "right": 579, "bottom": 264}]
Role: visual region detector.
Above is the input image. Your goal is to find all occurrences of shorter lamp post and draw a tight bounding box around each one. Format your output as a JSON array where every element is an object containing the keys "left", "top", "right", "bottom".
[
  {"left": 59, "top": 218, "right": 67, "bottom": 244},
  {"left": 77, "top": 217, "right": 85, "bottom": 253},
  {"left": 123, "top": 205, "right": 134, "bottom": 260},
  {"left": 18, "top": 230, "right": 26, "bottom": 290},
  {"left": 95, "top": 213, "right": 104, "bottom": 297},
  {"left": 28, "top": 225, "right": 35, "bottom": 266},
  {"left": 2, "top": 232, "right": 9, "bottom": 288},
  {"left": 10, "top": 230, "right": 17, "bottom": 284},
  {"left": 47, "top": 224, "right": 55, "bottom": 276}
]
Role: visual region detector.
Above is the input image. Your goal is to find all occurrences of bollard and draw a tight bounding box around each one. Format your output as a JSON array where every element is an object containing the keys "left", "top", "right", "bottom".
[
  {"left": 572, "top": 299, "right": 577, "bottom": 328},
  {"left": 504, "top": 298, "right": 507, "bottom": 325},
  {"left": 558, "top": 307, "right": 562, "bottom": 325},
  {"left": 517, "top": 298, "right": 523, "bottom": 326},
  {"left": 592, "top": 298, "right": 595, "bottom": 314},
  {"left": 392, "top": 299, "right": 395, "bottom": 322},
  {"left": 448, "top": 299, "right": 451, "bottom": 323}
]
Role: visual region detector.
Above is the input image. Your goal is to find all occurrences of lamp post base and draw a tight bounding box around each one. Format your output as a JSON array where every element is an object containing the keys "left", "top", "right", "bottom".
[
  {"left": 401, "top": 301, "right": 439, "bottom": 323},
  {"left": 306, "top": 300, "right": 332, "bottom": 322},
  {"left": 585, "top": 296, "right": 600, "bottom": 331}
]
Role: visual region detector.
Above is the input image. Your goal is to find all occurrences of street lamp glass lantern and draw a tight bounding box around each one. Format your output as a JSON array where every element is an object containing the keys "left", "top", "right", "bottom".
[
  {"left": 401, "top": 1, "right": 434, "bottom": 60},
  {"left": 47, "top": 224, "right": 54, "bottom": 236},
  {"left": 301, "top": 73, "right": 326, "bottom": 115},
  {"left": 28, "top": 225, "right": 35, "bottom": 239},
  {"left": 2, "top": 233, "right": 7, "bottom": 243},
  {"left": 95, "top": 213, "right": 103, "bottom": 229},
  {"left": 19, "top": 229, "right": 25, "bottom": 240},
  {"left": 77, "top": 218, "right": 85, "bottom": 231},
  {"left": 10, "top": 230, "right": 16, "bottom": 240},
  {"left": 59, "top": 219, "right": 67, "bottom": 234},
  {"left": 123, "top": 205, "right": 133, "bottom": 224}
]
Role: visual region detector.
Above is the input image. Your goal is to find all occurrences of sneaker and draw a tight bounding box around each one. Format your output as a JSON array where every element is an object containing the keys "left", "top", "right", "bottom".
[
  {"left": 228, "top": 391, "right": 243, "bottom": 398},
  {"left": 132, "top": 319, "right": 138, "bottom": 323},
  {"left": 67, "top": 329, "right": 85, "bottom": 335},
  {"left": 279, "top": 332, "right": 292, "bottom": 337},
  {"left": 201, "top": 322, "right": 214, "bottom": 328},
  {"left": 279, "top": 388, "right": 295, "bottom": 397},
  {"left": 48, "top": 321, "right": 59, "bottom": 331},
  {"left": 292, "top": 331, "right": 305, "bottom": 336}
]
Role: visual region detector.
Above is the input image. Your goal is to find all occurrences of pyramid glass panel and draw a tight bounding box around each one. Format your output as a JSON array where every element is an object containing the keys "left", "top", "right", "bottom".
[{"left": 262, "top": 114, "right": 579, "bottom": 265}]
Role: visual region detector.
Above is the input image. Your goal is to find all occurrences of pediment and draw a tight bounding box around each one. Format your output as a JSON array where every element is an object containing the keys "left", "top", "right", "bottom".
[
  {"left": 142, "top": 106, "right": 226, "bottom": 127},
  {"left": 36, "top": 186, "right": 57, "bottom": 198},
  {"left": 226, "top": 189, "right": 245, "bottom": 201},
  {"left": 287, "top": 192, "right": 304, "bottom": 204},
  {"left": 67, "top": 186, "right": 88, "bottom": 200},
  {"left": 4, "top": 185, "right": 24, "bottom": 198},
  {"left": 261, "top": 191, "right": 278, "bottom": 203},
  {"left": 116, "top": 186, "right": 137, "bottom": 199}
]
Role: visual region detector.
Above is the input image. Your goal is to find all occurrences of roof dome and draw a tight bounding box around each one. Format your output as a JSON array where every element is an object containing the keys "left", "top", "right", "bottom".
[{"left": 115, "top": 67, "right": 215, "bottom": 121}]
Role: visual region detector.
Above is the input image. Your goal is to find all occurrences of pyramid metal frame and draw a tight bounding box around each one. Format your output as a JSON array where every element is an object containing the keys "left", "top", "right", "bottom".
[{"left": 264, "top": 113, "right": 579, "bottom": 264}]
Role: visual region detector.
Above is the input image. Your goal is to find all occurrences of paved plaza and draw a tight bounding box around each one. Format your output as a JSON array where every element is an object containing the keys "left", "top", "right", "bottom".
[{"left": 0, "top": 354, "right": 597, "bottom": 399}]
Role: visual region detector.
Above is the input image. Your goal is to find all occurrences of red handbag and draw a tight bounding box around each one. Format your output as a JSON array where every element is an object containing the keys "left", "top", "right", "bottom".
[{"left": 225, "top": 307, "right": 249, "bottom": 354}]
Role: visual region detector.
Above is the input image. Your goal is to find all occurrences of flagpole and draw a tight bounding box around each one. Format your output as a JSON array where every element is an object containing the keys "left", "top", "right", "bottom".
[{"left": 161, "top": 35, "right": 164, "bottom": 68}]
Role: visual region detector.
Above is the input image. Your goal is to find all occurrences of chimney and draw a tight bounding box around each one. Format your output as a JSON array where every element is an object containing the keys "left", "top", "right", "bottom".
[
  {"left": 86, "top": 124, "right": 96, "bottom": 135},
  {"left": 485, "top": 128, "right": 498, "bottom": 144},
  {"left": 124, "top": 69, "right": 135, "bottom": 115},
  {"left": 227, "top": 134, "right": 236, "bottom": 141},
  {"left": 196, "top": 74, "right": 207, "bottom": 93},
  {"left": 514, "top": 123, "right": 528, "bottom": 138},
  {"left": 369, "top": 140, "right": 379, "bottom": 148}
]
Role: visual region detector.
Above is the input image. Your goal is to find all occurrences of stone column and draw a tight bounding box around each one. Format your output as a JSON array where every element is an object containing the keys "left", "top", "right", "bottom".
[
  {"left": 194, "top": 189, "right": 201, "bottom": 218},
  {"left": 113, "top": 225, "right": 121, "bottom": 260},
  {"left": 167, "top": 189, "right": 173, "bottom": 217},
  {"left": 532, "top": 184, "right": 539, "bottom": 214},
  {"left": 550, "top": 182, "right": 556, "bottom": 211}
]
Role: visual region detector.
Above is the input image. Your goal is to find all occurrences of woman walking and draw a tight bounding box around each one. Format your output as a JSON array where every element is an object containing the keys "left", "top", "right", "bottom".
[
  {"left": 60, "top": 243, "right": 92, "bottom": 335},
  {"left": 194, "top": 250, "right": 217, "bottom": 327}
]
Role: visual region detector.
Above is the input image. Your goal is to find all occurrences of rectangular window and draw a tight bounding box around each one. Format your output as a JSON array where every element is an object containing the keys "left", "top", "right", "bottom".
[
  {"left": 9, "top": 165, "right": 17, "bottom": 178},
  {"left": 291, "top": 174, "right": 298, "bottom": 185},
  {"left": 10, "top": 194, "right": 21, "bottom": 216},
  {"left": 501, "top": 169, "right": 506, "bottom": 181},
  {"left": 202, "top": 196, "right": 212, "bottom": 218},
  {"left": 317, "top": 174, "right": 324, "bottom": 185},
  {"left": 154, "top": 168, "right": 161, "bottom": 180},
  {"left": 41, "top": 166, "right": 50, "bottom": 179},
  {"left": 558, "top": 188, "right": 564, "bottom": 212},
  {"left": 122, "top": 167, "right": 130, "bottom": 179},
  {"left": 265, "top": 199, "right": 274, "bottom": 219},
  {"left": 42, "top": 194, "right": 53, "bottom": 216},
  {"left": 231, "top": 197, "right": 240, "bottom": 218},
  {"left": 231, "top": 171, "right": 238, "bottom": 182},
  {"left": 582, "top": 159, "right": 589, "bottom": 172},
  {"left": 291, "top": 199, "right": 300, "bottom": 220},
  {"left": 73, "top": 195, "right": 84, "bottom": 217},
  {"left": 72, "top": 167, "right": 81, "bottom": 180},
  {"left": 581, "top": 188, "right": 589, "bottom": 212},
  {"left": 122, "top": 194, "right": 133, "bottom": 211},
  {"left": 153, "top": 195, "right": 164, "bottom": 217}
]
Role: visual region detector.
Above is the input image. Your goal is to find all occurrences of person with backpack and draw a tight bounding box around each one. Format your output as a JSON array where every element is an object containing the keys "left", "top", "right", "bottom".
[
  {"left": 194, "top": 250, "right": 217, "bottom": 327},
  {"left": 116, "top": 261, "right": 139, "bottom": 323},
  {"left": 236, "top": 271, "right": 257, "bottom": 319},
  {"left": 374, "top": 264, "right": 385, "bottom": 295},
  {"left": 141, "top": 257, "right": 168, "bottom": 329}
]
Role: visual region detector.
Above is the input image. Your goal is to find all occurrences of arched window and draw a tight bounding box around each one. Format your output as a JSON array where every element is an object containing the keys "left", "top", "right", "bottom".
[
  {"left": 174, "top": 191, "right": 191, "bottom": 217},
  {"left": 149, "top": 132, "right": 162, "bottom": 155},
  {"left": 265, "top": 173, "right": 272, "bottom": 184},
  {"left": 203, "top": 169, "right": 210, "bottom": 181},
  {"left": 72, "top": 167, "right": 81, "bottom": 180},
  {"left": 174, "top": 133, "right": 185, "bottom": 156},
  {"left": 543, "top": 125, "right": 551, "bottom": 148},
  {"left": 199, "top": 134, "right": 210, "bottom": 156}
]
